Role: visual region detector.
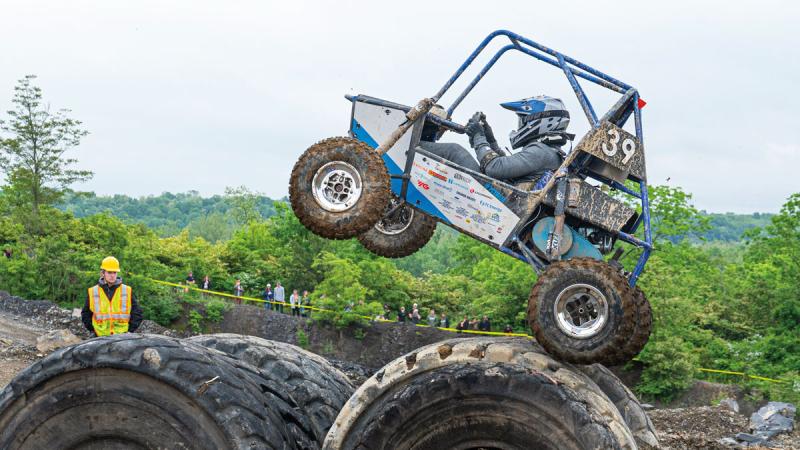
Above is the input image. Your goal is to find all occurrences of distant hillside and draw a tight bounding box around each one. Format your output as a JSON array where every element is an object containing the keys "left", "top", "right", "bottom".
[
  {"left": 59, "top": 191, "right": 278, "bottom": 238},
  {"left": 698, "top": 212, "right": 775, "bottom": 242}
]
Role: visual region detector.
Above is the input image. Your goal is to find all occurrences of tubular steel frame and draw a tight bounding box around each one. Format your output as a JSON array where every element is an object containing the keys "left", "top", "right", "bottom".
[{"left": 433, "top": 30, "right": 652, "bottom": 286}]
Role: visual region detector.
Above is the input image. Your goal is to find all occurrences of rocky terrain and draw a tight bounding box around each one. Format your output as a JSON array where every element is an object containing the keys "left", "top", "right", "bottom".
[{"left": 0, "top": 290, "right": 797, "bottom": 449}]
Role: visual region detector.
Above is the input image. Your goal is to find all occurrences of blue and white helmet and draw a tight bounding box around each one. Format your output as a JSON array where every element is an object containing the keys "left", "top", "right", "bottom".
[{"left": 501, "top": 95, "right": 570, "bottom": 149}]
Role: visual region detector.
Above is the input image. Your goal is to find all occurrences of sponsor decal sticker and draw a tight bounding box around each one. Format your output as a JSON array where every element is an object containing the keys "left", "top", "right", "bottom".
[
  {"left": 432, "top": 181, "right": 453, "bottom": 192},
  {"left": 456, "top": 191, "right": 477, "bottom": 202},
  {"left": 479, "top": 200, "right": 503, "bottom": 213},
  {"left": 483, "top": 182, "right": 507, "bottom": 202},
  {"left": 447, "top": 179, "right": 470, "bottom": 190},
  {"left": 428, "top": 170, "right": 447, "bottom": 181},
  {"left": 417, "top": 180, "right": 430, "bottom": 190},
  {"left": 453, "top": 172, "right": 471, "bottom": 182}
]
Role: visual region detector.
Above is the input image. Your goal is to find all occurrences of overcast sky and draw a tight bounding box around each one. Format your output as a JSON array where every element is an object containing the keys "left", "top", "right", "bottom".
[{"left": 1, "top": 0, "right": 798, "bottom": 213}]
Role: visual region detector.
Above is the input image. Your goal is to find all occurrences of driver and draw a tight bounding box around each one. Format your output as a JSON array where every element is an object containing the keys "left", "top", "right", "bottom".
[{"left": 419, "top": 95, "right": 572, "bottom": 184}]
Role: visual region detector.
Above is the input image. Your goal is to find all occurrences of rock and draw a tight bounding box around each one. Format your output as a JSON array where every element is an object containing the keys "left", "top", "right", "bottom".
[
  {"left": 71, "top": 308, "right": 82, "bottom": 319},
  {"left": 719, "top": 398, "right": 740, "bottom": 413},
  {"left": 35, "top": 329, "right": 82, "bottom": 353},
  {"left": 641, "top": 403, "right": 655, "bottom": 410},
  {"left": 735, "top": 432, "right": 766, "bottom": 444},
  {"left": 0, "top": 338, "right": 12, "bottom": 346},
  {"left": 716, "top": 436, "right": 740, "bottom": 447},
  {"left": 749, "top": 401, "right": 796, "bottom": 440}
]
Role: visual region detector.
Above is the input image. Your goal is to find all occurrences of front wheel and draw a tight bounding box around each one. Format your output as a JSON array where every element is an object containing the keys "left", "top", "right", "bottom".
[
  {"left": 528, "top": 258, "right": 636, "bottom": 365},
  {"left": 289, "top": 137, "right": 390, "bottom": 239}
]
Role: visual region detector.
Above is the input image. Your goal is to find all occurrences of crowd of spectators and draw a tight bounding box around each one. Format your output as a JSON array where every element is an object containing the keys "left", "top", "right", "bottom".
[{"left": 179, "top": 272, "right": 516, "bottom": 333}]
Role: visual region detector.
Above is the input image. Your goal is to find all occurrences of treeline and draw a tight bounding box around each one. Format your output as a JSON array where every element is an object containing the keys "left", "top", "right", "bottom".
[{"left": 59, "top": 191, "right": 775, "bottom": 243}]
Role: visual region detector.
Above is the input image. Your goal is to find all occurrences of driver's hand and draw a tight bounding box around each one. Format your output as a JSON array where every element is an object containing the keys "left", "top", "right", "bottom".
[{"left": 465, "top": 112, "right": 485, "bottom": 140}]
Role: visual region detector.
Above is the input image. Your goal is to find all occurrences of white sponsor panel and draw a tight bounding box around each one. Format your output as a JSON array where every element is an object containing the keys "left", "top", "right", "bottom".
[
  {"left": 409, "top": 154, "right": 520, "bottom": 243},
  {"left": 352, "top": 102, "right": 411, "bottom": 173}
]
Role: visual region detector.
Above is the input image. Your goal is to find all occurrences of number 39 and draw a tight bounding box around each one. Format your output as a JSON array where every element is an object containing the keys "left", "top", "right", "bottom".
[{"left": 601, "top": 129, "right": 636, "bottom": 164}]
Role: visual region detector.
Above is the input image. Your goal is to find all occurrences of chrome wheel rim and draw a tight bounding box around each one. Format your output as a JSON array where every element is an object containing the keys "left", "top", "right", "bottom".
[
  {"left": 374, "top": 197, "right": 414, "bottom": 235},
  {"left": 553, "top": 283, "right": 608, "bottom": 339},
  {"left": 311, "top": 161, "right": 363, "bottom": 212}
]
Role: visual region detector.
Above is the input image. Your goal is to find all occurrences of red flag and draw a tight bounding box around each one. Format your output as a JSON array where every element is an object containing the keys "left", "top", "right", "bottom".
[{"left": 637, "top": 98, "right": 647, "bottom": 109}]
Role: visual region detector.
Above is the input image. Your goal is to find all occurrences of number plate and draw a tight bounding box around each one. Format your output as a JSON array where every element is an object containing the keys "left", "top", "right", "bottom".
[{"left": 576, "top": 122, "right": 646, "bottom": 182}]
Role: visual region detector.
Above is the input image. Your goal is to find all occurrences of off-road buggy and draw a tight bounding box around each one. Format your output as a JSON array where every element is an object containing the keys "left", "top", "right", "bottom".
[{"left": 289, "top": 30, "right": 653, "bottom": 366}]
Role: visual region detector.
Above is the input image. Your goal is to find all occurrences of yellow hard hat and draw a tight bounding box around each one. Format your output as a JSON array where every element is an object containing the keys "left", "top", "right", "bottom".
[{"left": 100, "top": 256, "right": 120, "bottom": 272}]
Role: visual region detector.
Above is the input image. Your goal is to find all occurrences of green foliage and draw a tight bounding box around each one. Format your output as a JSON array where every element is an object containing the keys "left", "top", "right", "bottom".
[
  {"left": 188, "top": 310, "right": 203, "bottom": 334},
  {"left": 636, "top": 334, "right": 699, "bottom": 400},
  {"left": 205, "top": 299, "right": 229, "bottom": 323},
  {"left": 296, "top": 329, "right": 309, "bottom": 349},
  {"left": 141, "top": 296, "right": 181, "bottom": 326}
]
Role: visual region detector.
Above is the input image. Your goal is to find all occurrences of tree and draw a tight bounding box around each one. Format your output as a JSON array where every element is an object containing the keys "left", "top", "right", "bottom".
[{"left": 0, "top": 75, "right": 91, "bottom": 230}]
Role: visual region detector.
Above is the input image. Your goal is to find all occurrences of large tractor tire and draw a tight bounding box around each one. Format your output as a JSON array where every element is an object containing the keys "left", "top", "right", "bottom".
[
  {"left": 357, "top": 195, "right": 437, "bottom": 258},
  {"left": 290, "top": 137, "right": 390, "bottom": 239},
  {"left": 577, "top": 363, "right": 660, "bottom": 449},
  {"left": 0, "top": 334, "right": 316, "bottom": 450},
  {"left": 528, "top": 257, "right": 637, "bottom": 366},
  {"left": 324, "top": 337, "right": 640, "bottom": 450},
  {"left": 187, "top": 334, "right": 354, "bottom": 444}
]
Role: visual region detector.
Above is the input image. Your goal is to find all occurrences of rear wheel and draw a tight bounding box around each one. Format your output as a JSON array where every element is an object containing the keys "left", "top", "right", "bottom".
[
  {"left": 289, "top": 137, "right": 390, "bottom": 239},
  {"left": 618, "top": 285, "right": 652, "bottom": 362},
  {"left": 528, "top": 258, "right": 636, "bottom": 365},
  {"left": 357, "top": 196, "right": 437, "bottom": 258}
]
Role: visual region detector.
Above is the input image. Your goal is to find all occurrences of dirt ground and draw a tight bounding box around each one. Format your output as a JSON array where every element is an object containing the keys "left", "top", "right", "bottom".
[{"left": 1, "top": 291, "right": 797, "bottom": 449}]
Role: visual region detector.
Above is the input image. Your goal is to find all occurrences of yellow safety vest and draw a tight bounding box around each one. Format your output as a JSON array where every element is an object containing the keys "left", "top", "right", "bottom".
[{"left": 88, "top": 284, "right": 132, "bottom": 336}]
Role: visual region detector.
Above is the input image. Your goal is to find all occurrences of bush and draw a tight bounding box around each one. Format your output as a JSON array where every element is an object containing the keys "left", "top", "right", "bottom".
[
  {"left": 205, "top": 299, "right": 229, "bottom": 322},
  {"left": 188, "top": 310, "right": 203, "bottom": 334},
  {"left": 140, "top": 296, "right": 181, "bottom": 326},
  {"left": 636, "top": 334, "right": 699, "bottom": 401},
  {"left": 296, "top": 329, "right": 309, "bottom": 349}
]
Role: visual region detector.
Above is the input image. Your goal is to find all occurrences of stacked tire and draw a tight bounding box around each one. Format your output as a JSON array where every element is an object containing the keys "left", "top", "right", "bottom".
[{"left": 0, "top": 334, "right": 353, "bottom": 450}]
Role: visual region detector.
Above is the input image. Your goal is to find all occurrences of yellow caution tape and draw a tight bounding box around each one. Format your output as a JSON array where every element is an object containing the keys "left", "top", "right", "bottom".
[
  {"left": 697, "top": 368, "right": 788, "bottom": 384},
  {"left": 124, "top": 272, "right": 794, "bottom": 384},
  {"left": 127, "top": 272, "right": 532, "bottom": 337}
]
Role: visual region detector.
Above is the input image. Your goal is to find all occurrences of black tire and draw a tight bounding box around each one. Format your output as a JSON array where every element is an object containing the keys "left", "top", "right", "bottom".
[
  {"left": 324, "top": 337, "right": 637, "bottom": 450},
  {"left": 186, "top": 334, "right": 354, "bottom": 444},
  {"left": 289, "top": 137, "right": 390, "bottom": 239},
  {"left": 0, "top": 334, "right": 315, "bottom": 450},
  {"left": 357, "top": 196, "right": 437, "bottom": 258},
  {"left": 528, "top": 257, "right": 636, "bottom": 365},
  {"left": 577, "top": 364, "right": 659, "bottom": 449},
  {"left": 618, "top": 285, "right": 652, "bottom": 362}
]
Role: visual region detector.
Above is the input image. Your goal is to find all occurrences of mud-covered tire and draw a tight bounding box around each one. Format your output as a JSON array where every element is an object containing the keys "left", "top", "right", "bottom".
[
  {"left": 289, "top": 137, "right": 390, "bottom": 239},
  {"left": 618, "top": 285, "right": 652, "bottom": 362},
  {"left": 357, "top": 196, "right": 437, "bottom": 258},
  {"left": 187, "top": 334, "right": 354, "bottom": 444},
  {"left": 577, "top": 364, "right": 660, "bottom": 449},
  {"left": 0, "top": 334, "right": 315, "bottom": 450},
  {"left": 324, "top": 337, "right": 637, "bottom": 450},
  {"left": 528, "top": 257, "right": 636, "bottom": 365}
]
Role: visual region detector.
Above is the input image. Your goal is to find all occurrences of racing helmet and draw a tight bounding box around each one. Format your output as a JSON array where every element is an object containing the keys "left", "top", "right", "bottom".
[{"left": 501, "top": 96, "right": 570, "bottom": 149}]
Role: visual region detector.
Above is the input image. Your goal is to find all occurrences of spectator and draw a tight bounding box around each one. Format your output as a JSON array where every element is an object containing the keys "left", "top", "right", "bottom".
[
  {"left": 262, "top": 283, "right": 273, "bottom": 311},
  {"left": 469, "top": 317, "right": 479, "bottom": 330},
  {"left": 289, "top": 289, "right": 300, "bottom": 316},
  {"left": 233, "top": 279, "right": 244, "bottom": 305},
  {"left": 410, "top": 303, "right": 421, "bottom": 324},
  {"left": 457, "top": 315, "right": 469, "bottom": 331},
  {"left": 200, "top": 275, "right": 211, "bottom": 298},
  {"left": 427, "top": 309, "right": 437, "bottom": 327},
  {"left": 439, "top": 312, "right": 450, "bottom": 328},
  {"left": 478, "top": 315, "right": 491, "bottom": 332},
  {"left": 3, "top": 248, "right": 11, "bottom": 259},
  {"left": 186, "top": 271, "right": 195, "bottom": 286},
  {"left": 398, "top": 306, "right": 407, "bottom": 323},
  {"left": 274, "top": 282, "right": 285, "bottom": 313},
  {"left": 301, "top": 290, "right": 310, "bottom": 317},
  {"left": 504, "top": 324, "right": 514, "bottom": 334}
]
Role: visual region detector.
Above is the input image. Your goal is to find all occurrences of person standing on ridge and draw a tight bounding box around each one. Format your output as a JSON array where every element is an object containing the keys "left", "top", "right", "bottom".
[{"left": 81, "top": 256, "right": 143, "bottom": 337}]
